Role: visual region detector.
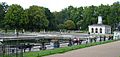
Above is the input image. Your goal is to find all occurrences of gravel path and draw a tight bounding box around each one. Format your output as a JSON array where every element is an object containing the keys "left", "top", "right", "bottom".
[{"left": 45, "top": 41, "right": 120, "bottom": 57}]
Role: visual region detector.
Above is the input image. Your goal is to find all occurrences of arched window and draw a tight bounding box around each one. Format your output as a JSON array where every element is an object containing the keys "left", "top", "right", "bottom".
[
  {"left": 100, "top": 28, "right": 102, "bottom": 33},
  {"left": 95, "top": 28, "right": 98, "bottom": 33},
  {"left": 91, "top": 28, "right": 94, "bottom": 33}
]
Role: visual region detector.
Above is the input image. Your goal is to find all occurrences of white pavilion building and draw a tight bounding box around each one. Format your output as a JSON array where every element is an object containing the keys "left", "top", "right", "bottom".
[{"left": 88, "top": 16, "right": 111, "bottom": 34}]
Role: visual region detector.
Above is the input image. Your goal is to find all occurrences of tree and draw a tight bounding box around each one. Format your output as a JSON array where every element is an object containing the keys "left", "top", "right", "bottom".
[
  {"left": 27, "top": 5, "right": 49, "bottom": 31},
  {"left": 0, "top": 2, "right": 8, "bottom": 28},
  {"left": 57, "top": 24, "right": 65, "bottom": 29},
  {"left": 4, "top": 4, "right": 25, "bottom": 33},
  {"left": 82, "top": 5, "right": 98, "bottom": 30},
  {"left": 109, "top": 2, "right": 120, "bottom": 30},
  {"left": 76, "top": 20, "right": 83, "bottom": 29},
  {"left": 64, "top": 20, "right": 75, "bottom": 30},
  {"left": 20, "top": 9, "right": 29, "bottom": 30},
  {"left": 44, "top": 8, "right": 56, "bottom": 30},
  {"left": 1, "top": 1, "right": 120, "bottom": 31}
]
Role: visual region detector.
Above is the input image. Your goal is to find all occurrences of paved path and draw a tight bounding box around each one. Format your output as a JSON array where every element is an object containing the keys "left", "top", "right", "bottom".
[{"left": 45, "top": 41, "right": 120, "bottom": 57}]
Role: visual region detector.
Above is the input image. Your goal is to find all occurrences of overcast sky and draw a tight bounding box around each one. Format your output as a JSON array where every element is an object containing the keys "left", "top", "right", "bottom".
[{"left": 0, "top": 0, "right": 119, "bottom": 12}]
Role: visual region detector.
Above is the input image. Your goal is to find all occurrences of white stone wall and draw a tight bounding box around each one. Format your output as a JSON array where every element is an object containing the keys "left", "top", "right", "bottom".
[
  {"left": 89, "top": 25, "right": 111, "bottom": 34},
  {"left": 88, "top": 26, "right": 105, "bottom": 34},
  {"left": 105, "top": 27, "right": 111, "bottom": 34},
  {"left": 102, "top": 27, "right": 105, "bottom": 34}
]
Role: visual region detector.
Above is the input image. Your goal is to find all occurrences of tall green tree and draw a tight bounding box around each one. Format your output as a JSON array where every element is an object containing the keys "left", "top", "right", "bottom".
[
  {"left": 1, "top": 1, "right": 120, "bottom": 31},
  {"left": 4, "top": 4, "right": 25, "bottom": 33},
  {"left": 82, "top": 5, "right": 98, "bottom": 30},
  {"left": 76, "top": 20, "right": 83, "bottom": 29},
  {"left": 20, "top": 9, "right": 29, "bottom": 30},
  {"left": 44, "top": 8, "right": 57, "bottom": 30},
  {"left": 0, "top": 2, "right": 8, "bottom": 28},
  {"left": 64, "top": 20, "right": 75, "bottom": 30},
  {"left": 57, "top": 24, "right": 65, "bottom": 29},
  {"left": 109, "top": 2, "right": 120, "bottom": 30},
  {"left": 27, "top": 5, "right": 49, "bottom": 31}
]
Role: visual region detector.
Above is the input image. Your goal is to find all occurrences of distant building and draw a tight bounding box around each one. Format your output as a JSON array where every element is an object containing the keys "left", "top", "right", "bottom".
[
  {"left": 116, "top": 22, "right": 120, "bottom": 31},
  {"left": 113, "top": 31, "right": 120, "bottom": 40},
  {"left": 113, "top": 22, "right": 120, "bottom": 40},
  {"left": 88, "top": 16, "right": 111, "bottom": 34}
]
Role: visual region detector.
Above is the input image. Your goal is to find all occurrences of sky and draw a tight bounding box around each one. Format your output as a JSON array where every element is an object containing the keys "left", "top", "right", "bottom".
[{"left": 0, "top": 0, "right": 119, "bottom": 12}]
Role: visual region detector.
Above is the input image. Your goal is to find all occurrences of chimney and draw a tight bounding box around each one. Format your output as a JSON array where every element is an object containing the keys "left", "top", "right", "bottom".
[{"left": 98, "top": 16, "right": 102, "bottom": 24}]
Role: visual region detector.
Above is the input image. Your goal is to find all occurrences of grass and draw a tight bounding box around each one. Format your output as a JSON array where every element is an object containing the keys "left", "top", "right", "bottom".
[{"left": 23, "top": 40, "right": 116, "bottom": 57}]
